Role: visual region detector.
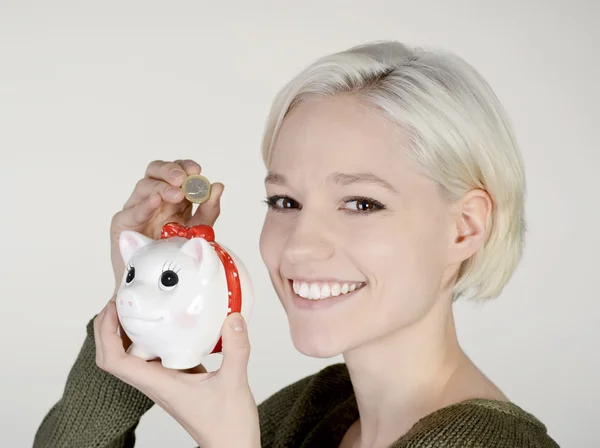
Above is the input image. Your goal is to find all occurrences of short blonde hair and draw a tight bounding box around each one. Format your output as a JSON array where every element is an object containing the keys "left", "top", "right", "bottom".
[{"left": 260, "top": 40, "right": 526, "bottom": 302}]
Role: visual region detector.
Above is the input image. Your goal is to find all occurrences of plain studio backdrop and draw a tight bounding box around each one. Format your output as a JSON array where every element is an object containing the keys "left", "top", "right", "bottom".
[{"left": 0, "top": 1, "right": 598, "bottom": 447}]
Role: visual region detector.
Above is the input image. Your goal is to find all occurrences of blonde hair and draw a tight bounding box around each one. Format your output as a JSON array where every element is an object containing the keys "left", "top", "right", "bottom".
[{"left": 260, "top": 40, "right": 526, "bottom": 302}]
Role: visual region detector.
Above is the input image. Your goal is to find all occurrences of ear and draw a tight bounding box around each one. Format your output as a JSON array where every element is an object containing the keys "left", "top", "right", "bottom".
[
  {"left": 450, "top": 189, "right": 493, "bottom": 263},
  {"left": 119, "top": 230, "right": 154, "bottom": 265},
  {"left": 180, "top": 237, "right": 220, "bottom": 278}
]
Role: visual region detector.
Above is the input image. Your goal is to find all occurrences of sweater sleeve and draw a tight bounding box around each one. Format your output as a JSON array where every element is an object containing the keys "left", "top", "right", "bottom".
[{"left": 32, "top": 316, "right": 155, "bottom": 448}]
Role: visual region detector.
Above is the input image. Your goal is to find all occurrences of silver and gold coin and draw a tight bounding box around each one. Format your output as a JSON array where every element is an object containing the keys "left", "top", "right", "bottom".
[{"left": 182, "top": 174, "right": 212, "bottom": 204}]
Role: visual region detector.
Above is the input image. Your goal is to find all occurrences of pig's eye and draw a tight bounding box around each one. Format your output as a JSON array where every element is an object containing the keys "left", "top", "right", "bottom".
[
  {"left": 160, "top": 270, "right": 179, "bottom": 290},
  {"left": 126, "top": 267, "right": 135, "bottom": 283}
]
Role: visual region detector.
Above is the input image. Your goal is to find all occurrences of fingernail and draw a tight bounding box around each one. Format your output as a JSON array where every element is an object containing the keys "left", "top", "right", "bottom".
[
  {"left": 185, "top": 161, "right": 200, "bottom": 172},
  {"left": 167, "top": 187, "right": 183, "bottom": 199},
  {"left": 169, "top": 169, "right": 185, "bottom": 181},
  {"left": 228, "top": 314, "right": 244, "bottom": 332}
]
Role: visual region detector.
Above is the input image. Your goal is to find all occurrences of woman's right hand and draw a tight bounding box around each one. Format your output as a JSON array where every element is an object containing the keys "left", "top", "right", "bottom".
[{"left": 109, "top": 159, "right": 224, "bottom": 296}]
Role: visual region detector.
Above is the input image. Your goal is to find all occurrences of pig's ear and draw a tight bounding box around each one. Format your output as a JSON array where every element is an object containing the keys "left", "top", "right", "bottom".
[
  {"left": 180, "top": 237, "right": 219, "bottom": 277},
  {"left": 119, "top": 230, "right": 154, "bottom": 265}
]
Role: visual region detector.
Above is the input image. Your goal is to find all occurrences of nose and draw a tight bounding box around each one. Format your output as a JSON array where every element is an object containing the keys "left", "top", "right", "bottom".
[
  {"left": 282, "top": 211, "right": 335, "bottom": 264},
  {"left": 117, "top": 289, "right": 142, "bottom": 315}
]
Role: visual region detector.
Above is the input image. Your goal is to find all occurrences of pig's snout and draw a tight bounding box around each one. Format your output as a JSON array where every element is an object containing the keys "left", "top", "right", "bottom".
[
  {"left": 117, "top": 291, "right": 143, "bottom": 318},
  {"left": 116, "top": 289, "right": 163, "bottom": 321}
]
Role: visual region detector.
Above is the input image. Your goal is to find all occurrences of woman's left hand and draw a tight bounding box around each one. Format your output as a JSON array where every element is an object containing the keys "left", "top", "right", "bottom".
[{"left": 93, "top": 296, "right": 260, "bottom": 448}]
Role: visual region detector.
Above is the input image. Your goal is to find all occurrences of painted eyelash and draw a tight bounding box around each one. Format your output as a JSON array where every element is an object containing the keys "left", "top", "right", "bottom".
[
  {"left": 162, "top": 260, "right": 182, "bottom": 274},
  {"left": 125, "top": 261, "right": 181, "bottom": 274},
  {"left": 263, "top": 195, "right": 386, "bottom": 214}
]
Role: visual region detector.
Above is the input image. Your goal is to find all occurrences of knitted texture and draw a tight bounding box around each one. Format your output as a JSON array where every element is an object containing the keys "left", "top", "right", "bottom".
[
  {"left": 33, "top": 317, "right": 154, "bottom": 448},
  {"left": 260, "top": 364, "right": 560, "bottom": 448},
  {"left": 34, "top": 321, "right": 560, "bottom": 448}
]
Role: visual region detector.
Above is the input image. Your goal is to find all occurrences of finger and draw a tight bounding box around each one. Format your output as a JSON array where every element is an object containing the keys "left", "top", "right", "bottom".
[
  {"left": 173, "top": 159, "right": 202, "bottom": 176},
  {"left": 93, "top": 313, "right": 102, "bottom": 366},
  {"left": 93, "top": 304, "right": 109, "bottom": 368},
  {"left": 182, "top": 363, "right": 208, "bottom": 374},
  {"left": 187, "top": 182, "right": 224, "bottom": 227},
  {"left": 98, "top": 299, "right": 126, "bottom": 360},
  {"left": 145, "top": 159, "right": 201, "bottom": 187},
  {"left": 122, "top": 160, "right": 201, "bottom": 209},
  {"left": 122, "top": 178, "right": 185, "bottom": 210},
  {"left": 114, "top": 192, "right": 162, "bottom": 230},
  {"left": 117, "top": 322, "right": 133, "bottom": 351},
  {"left": 218, "top": 313, "right": 251, "bottom": 383}
]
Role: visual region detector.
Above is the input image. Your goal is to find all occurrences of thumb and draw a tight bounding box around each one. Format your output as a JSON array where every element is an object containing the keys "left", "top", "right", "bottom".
[
  {"left": 188, "top": 182, "right": 224, "bottom": 227},
  {"left": 219, "top": 313, "right": 251, "bottom": 382}
]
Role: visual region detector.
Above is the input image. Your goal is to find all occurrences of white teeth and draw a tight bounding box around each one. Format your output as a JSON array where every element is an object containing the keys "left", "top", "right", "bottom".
[
  {"left": 299, "top": 282, "right": 309, "bottom": 298},
  {"left": 308, "top": 283, "right": 321, "bottom": 299},
  {"left": 292, "top": 280, "right": 364, "bottom": 300}
]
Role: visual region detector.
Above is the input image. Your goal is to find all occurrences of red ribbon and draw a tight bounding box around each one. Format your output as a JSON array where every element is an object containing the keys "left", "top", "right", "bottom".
[
  {"left": 161, "top": 222, "right": 242, "bottom": 354},
  {"left": 161, "top": 222, "right": 216, "bottom": 242}
]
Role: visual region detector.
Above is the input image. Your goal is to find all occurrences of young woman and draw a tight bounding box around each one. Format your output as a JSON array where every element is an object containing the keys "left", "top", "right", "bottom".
[{"left": 34, "top": 40, "right": 559, "bottom": 447}]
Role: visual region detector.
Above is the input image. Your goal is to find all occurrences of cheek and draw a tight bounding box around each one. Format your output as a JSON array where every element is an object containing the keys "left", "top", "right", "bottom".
[
  {"left": 175, "top": 313, "right": 198, "bottom": 328},
  {"left": 356, "top": 220, "right": 447, "bottom": 314},
  {"left": 259, "top": 217, "right": 284, "bottom": 270},
  {"left": 364, "top": 238, "right": 428, "bottom": 297},
  {"left": 171, "top": 298, "right": 202, "bottom": 328}
]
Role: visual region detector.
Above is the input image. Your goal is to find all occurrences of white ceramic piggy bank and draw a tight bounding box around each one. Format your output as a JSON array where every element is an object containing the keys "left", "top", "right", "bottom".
[{"left": 115, "top": 222, "right": 253, "bottom": 369}]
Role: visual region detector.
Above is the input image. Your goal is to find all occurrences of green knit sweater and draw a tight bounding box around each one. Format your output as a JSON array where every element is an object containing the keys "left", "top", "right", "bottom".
[{"left": 33, "top": 317, "right": 560, "bottom": 447}]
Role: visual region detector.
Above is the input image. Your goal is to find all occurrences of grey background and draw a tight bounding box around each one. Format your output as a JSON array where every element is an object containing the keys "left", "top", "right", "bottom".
[{"left": 0, "top": 1, "right": 598, "bottom": 447}]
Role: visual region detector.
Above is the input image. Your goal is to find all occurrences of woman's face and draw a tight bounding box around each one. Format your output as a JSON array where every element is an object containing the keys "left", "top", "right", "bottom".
[{"left": 259, "top": 94, "right": 458, "bottom": 358}]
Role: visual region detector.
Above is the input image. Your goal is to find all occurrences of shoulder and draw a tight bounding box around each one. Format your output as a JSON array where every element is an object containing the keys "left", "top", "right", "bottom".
[
  {"left": 257, "top": 363, "right": 352, "bottom": 447},
  {"left": 399, "top": 399, "right": 560, "bottom": 448}
]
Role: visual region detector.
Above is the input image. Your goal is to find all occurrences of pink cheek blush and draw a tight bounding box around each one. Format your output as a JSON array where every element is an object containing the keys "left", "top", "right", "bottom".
[{"left": 175, "top": 313, "right": 199, "bottom": 328}]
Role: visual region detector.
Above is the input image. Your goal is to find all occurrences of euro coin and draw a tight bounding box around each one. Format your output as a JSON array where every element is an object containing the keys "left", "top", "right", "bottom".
[{"left": 182, "top": 174, "right": 212, "bottom": 204}]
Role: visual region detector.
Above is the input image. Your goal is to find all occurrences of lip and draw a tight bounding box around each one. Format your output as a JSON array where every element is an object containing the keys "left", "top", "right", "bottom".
[{"left": 288, "top": 279, "right": 365, "bottom": 310}]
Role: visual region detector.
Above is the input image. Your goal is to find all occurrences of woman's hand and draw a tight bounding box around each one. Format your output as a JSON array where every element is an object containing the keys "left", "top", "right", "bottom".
[
  {"left": 93, "top": 297, "right": 260, "bottom": 448},
  {"left": 109, "top": 159, "right": 224, "bottom": 296}
]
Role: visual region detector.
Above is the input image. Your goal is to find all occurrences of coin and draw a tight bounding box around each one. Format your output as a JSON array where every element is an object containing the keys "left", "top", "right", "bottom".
[{"left": 182, "top": 174, "right": 212, "bottom": 204}]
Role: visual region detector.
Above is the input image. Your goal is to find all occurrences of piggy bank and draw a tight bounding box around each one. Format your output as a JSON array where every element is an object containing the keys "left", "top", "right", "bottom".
[{"left": 115, "top": 222, "right": 253, "bottom": 369}]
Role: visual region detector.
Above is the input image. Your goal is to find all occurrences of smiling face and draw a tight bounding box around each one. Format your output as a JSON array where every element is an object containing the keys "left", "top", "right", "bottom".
[{"left": 259, "top": 94, "right": 460, "bottom": 358}]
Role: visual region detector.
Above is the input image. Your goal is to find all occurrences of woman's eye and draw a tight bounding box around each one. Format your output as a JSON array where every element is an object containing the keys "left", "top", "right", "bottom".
[
  {"left": 344, "top": 197, "right": 386, "bottom": 213},
  {"left": 264, "top": 195, "right": 384, "bottom": 214},
  {"left": 265, "top": 195, "right": 299, "bottom": 210},
  {"left": 276, "top": 198, "right": 296, "bottom": 208},
  {"left": 346, "top": 199, "right": 376, "bottom": 211}
]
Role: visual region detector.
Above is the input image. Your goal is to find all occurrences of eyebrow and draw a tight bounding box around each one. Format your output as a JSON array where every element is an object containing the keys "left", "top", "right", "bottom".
[{"left": 264, "top": 171, "right": 398, "bottom": 194}]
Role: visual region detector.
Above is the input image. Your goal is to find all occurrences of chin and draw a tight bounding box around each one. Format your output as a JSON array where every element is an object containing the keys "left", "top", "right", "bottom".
[
  {"left": 288, "top": 319, "right": 346, "bottom": 358},
  {"left": 277, "top": 278, "right": 371, "bottom": 358},
  {"left": 285, "top": 307, "right": 367, "bottom": 359}
]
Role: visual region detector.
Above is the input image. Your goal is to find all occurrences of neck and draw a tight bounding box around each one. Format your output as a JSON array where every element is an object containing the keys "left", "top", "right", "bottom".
[{"left": 342, "top": 295, "right": 467, "bottom": 448}]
